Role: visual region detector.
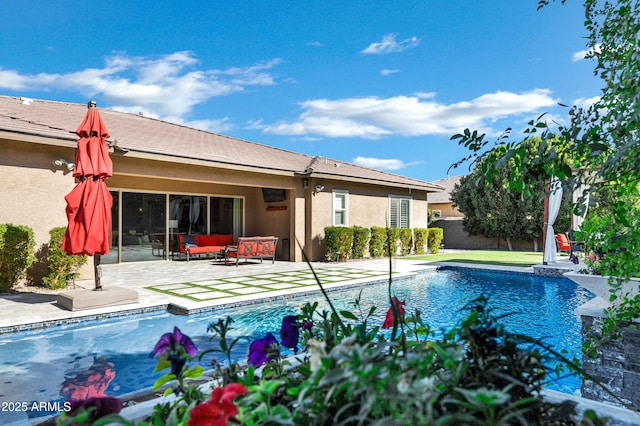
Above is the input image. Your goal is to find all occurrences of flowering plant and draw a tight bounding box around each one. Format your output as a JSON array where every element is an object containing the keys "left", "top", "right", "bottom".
[{"left": 59, "top": 259, "right": 610, "bottom": 425}]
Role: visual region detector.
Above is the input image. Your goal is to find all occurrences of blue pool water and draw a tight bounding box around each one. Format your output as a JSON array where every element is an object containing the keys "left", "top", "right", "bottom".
[{"left": 0, "top": 267, "right": 593, "bottom": 421}]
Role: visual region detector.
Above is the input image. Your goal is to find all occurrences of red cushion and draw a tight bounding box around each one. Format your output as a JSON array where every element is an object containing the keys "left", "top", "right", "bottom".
[
  {"left": 556, "top": 234, "right": 571, "bottom": 250},
  {"left": 197, "top": 235, "right": 219, "bottom": 246},
  {"left": 217, "top": 234, "right": 233, "bottom": 245}
]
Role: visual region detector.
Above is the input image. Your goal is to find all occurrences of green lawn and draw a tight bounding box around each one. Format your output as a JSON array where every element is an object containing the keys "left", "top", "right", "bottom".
[{"left": 405, "top": 250, "right": 559, "bottom": 268}]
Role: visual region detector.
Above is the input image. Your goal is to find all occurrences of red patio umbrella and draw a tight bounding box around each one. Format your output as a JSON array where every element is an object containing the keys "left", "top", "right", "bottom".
[{"left": 62, "top": 101, "right": 113, "bottom": 290}]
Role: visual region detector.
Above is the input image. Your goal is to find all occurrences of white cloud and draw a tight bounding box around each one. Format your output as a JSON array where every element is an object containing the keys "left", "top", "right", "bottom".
[
  {"left": 573, "top": 96, "right": 600, "bottom": 110},
  {"left": 361, "top": 34, "right": 420, "bottom": 55},
  {"left": 572, "top": 49, "right": 590, "bottom": 62},
  {"left": 353, "top": 156, "right": 420, "bottom": 171},
  {"left": 572, "top": 44, "right": 601, "bottom": 62},
  {"left": 380, "top": 69, "right": 400, "bottom": 76},
  {"left": 258, "top": 89, "right": 559, "bottom": 139},
  {"left": 0, "top": 51, "right": 281, "bottom": 132}
]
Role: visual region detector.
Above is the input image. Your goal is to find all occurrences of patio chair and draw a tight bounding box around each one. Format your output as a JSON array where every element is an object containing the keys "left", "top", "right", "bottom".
[{"left": 555, "top": 233, "right": 572, "bottom": 253}]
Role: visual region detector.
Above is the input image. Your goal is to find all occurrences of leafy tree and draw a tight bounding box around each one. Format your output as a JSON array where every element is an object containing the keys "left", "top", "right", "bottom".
[
  {"left": 450, "top": 1, "right": 640, "bottom": 341},
  {"left": 452, "top": 139, "right": 570, "bottom": 251}
]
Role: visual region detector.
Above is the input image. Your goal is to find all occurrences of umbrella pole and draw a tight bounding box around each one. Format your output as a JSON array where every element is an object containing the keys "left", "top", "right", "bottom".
[{"left": 94, "top": 254, "right": 103, "bottom": 290}]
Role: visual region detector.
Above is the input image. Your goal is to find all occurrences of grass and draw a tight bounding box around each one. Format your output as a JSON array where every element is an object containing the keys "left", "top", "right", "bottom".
[{"left": 405, "top": 250, "right": 560, "bottom": 268}]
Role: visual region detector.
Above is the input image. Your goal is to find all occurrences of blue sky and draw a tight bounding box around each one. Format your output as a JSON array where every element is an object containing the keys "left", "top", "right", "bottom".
[{"left": 0, "top": 1, "right": 601, "bottom": 182}]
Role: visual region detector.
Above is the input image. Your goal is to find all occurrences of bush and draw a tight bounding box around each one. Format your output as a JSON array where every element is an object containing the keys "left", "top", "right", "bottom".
[
  {"left": 398, "top": 228, "right": 412, "bottom": 256},
  {"left": 428, "top": 227, "right": 444, "bottom": 254},
  {"left": 413, "top": 228, "right": 428, "bottom": 254},
  {"left": 324, "top": 227, "right": 354, "bottom": 262},
  {"left": 351, "top": 226, "right": 370, "bottom": 259},
  {"left": 369, "top": 226, "right": 387, "bottom": 258},
  {"left": 386, "top": 228, "right": 401, "bottom": 257},
  {"left": 0, "top": 224, "right": 36, "bottom": 291},
  {"left": 42, "top": 227, "right": 88, "bottom": 289}
]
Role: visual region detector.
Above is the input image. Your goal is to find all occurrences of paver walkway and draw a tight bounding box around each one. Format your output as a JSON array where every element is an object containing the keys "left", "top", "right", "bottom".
[{"left": 145, "top": 267, "right": 390, "bottom": 302}]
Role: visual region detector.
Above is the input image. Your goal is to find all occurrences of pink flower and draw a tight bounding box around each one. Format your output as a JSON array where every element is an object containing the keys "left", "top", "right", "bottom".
[{"left": 188, "top": 383, "right": 248, "bottom": 426}]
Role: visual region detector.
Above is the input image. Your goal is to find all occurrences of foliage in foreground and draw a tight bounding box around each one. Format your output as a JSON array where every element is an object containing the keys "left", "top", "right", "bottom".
[{"left": 59, "top": 291, "right": 606, "bottom": 425}]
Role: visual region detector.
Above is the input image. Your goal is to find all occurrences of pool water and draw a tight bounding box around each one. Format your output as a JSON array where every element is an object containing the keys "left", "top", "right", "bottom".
[{"left": 0, "top": 267, "right": 594, "bottom": 421}]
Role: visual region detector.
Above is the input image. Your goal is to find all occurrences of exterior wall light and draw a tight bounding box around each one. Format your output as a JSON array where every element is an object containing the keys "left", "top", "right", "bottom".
[{"left": 53, "top": 158, "right": 75, "bottom": 171}]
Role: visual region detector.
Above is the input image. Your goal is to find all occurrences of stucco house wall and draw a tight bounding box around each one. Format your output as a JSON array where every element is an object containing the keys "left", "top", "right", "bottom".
[{"left": 0, "top": 95, "right": 443, "bottom": 284}]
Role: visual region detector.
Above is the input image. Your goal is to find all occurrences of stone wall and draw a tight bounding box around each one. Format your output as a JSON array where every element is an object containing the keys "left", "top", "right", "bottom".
[{"left": 581, "top": 315, "right": 640, "bottom": 409}]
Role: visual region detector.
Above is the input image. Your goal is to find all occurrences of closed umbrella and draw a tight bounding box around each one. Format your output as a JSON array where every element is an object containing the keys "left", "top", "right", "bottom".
[{"left": 62, "top": 101, "right": 113, "bottom": 290}]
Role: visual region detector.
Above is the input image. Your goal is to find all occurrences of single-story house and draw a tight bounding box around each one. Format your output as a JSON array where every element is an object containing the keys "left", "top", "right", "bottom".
[
  {"left": 0, "top": 95, "right": 443, "bottom": 281},
  {"left": 426, "top": 176, "right": 463, "bottom": 219}
]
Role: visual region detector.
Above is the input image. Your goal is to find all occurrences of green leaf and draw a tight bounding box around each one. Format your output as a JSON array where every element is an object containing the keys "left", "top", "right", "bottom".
[
  {"left": 183, "top": 365, "right": 204, "bottom": 379},
  {"left": 153, "top": 373, "right": 176, "bottom": 391},
  {"left": 154, "top": 359, "right": 171, "bottom": 373},
  {"left": 339, "top": 310, "right": 358, "bottom": 320}
]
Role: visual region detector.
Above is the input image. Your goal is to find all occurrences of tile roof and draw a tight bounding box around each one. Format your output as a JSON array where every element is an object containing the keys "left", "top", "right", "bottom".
[
  {"left": 426, "top": 175, "right": 463, "bottom": 203},
  {"left": 0, "top": 95, "right": 443, "bottom": 192}
]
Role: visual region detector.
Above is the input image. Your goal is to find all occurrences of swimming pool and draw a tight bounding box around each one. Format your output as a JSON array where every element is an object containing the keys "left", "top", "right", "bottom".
[{"left": 0, "top": 267, "right": 593, "bottom": 422}]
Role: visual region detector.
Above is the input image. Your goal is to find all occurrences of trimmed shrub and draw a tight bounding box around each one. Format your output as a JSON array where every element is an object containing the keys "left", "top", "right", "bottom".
[
  {"left": 413, "top": 228, "right": 428, "bottom": 254},
  {"left": 386, "top": 228, "right": 401, "bottom": 257},
  {"left": 324, "top": 227, "right": 354, "bottom": 262},
  {"left": 351, "top": 226, "right": 370, "bottom": 259},
  {"left": 398, "top": 228, "right": 413, "bottom": 256},
  {"left": 0, "top": 224, "right": 36, "bottom": 291},
  {"left": 42, "top": 227, "right": 88, "bottom": 289},
  {"left": 428, "top": 227, "right": 444, "bottom": 254},
  {"left": 369, "top": 226, "right": 387, "bottom": 258}
]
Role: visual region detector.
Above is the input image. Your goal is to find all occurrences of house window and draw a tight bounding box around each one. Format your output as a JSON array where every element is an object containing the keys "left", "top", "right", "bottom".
[
  {"left": 333, "top": 190, "right": 348, "bottom": 226},
  {"left": 389, "top": 196, "right": 411, "bottom": 228}
]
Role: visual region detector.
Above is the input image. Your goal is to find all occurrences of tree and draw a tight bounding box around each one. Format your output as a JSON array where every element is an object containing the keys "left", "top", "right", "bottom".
[
  {"left": 451, "top": 148, "right": 570, "bottom": 251},
  {"left": 450, "top": 0, "right": 640, "bottom": 341}
]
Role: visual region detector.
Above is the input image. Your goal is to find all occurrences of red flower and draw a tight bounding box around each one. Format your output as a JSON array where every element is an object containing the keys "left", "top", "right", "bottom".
[
  {"left": 382, "top": 297, "right": 406, "bottom": 328},
  {"left": 188, "top": 383, "right": 248, "bottom": 426}
]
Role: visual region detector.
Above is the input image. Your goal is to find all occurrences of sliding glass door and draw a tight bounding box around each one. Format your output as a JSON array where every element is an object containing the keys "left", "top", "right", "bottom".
[{"left": 106, "top": 191, "right": 244, "bottom": 263}]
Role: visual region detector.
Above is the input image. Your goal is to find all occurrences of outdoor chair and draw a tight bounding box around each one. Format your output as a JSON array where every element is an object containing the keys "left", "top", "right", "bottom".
[{"left": 555, "top": 233, "right": 572, "bottom": 253}]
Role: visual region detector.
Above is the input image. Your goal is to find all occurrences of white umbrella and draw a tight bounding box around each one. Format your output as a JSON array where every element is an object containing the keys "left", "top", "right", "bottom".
[{"left": 543, "top": 176, "right": 563, "bottom": 263}]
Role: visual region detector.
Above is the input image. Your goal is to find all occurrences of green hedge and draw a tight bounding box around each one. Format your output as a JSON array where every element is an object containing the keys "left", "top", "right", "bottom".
[
  {"left": 42, "top": 227, "right": 88, "bottom": 289},
  {"left": 0, "top": 224, "right": 36, "bottom": 291},
  {"left": 369, "top": 226, "right": 387, "bottom": 258},
  {"left": 399, "top": 228, "right": 413, "bottom": 256},
  {"left": 351, "top": 226, "right": 370, "bottom": 259},
  {"left": 324, "top": 227, "right": 354, "bottom": 262},
  {"left": 413, "top": 228, "right": 428, "bottom": 254},
  {"left": 386, "top": 228, "right": 401, "bottom": 257},
  {"left": 428, "top": 228, "right": 444, "bottom": 254}
]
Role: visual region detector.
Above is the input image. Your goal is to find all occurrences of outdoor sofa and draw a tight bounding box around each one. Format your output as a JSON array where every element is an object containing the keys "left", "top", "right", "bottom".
[
  {"left": 225, "top": 236, "right": 278, "bottom": 266},
  {"left": 179, "top": 234, "right": 234, "bottom": 261}
]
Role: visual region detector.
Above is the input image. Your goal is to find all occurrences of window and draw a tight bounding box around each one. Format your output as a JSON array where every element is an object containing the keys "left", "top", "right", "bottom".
[
  {"left": 210, "top": 197, "right": 244, "bottom": 240},
  {"left": 333, "top": 190, "right": 348, "bottom": 226},
  {"left": 389, "top": 196, "right": 411, "bottom": 228}
]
